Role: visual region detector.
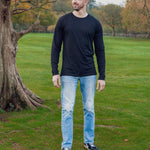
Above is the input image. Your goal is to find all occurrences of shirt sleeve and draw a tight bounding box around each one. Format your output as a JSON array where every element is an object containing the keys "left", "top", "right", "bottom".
[
  {"left": 94, "top": 21, "right": 105, "bottom": 80},
  {"left": 51, "top": 18, "right": 63, "bottom": 75}
]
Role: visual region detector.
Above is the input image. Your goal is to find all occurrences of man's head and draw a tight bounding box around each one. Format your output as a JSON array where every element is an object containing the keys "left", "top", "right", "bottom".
[{"left": 72, "top": 0, "right": 88, "bottom": 11}]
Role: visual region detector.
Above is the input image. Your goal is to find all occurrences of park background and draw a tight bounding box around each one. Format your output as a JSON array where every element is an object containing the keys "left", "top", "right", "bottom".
[
  {"left": 12, "top": 0, "right": 150, "bottom": 38},
  {"left": 0, "top": 0, "right": 150, "bottom": 150}
]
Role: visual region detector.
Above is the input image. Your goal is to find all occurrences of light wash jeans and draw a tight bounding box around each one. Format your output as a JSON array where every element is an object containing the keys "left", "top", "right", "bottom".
[{"left": 61, "top": 75, "right": 97, "bottom": 149}]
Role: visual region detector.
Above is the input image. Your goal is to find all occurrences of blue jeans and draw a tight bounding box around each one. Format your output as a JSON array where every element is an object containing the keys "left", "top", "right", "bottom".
[{"left": 61, "top": 75, "right": 97, "bottom": 149}]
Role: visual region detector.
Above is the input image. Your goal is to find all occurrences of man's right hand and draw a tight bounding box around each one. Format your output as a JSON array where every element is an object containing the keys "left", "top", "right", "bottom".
[{"left": 52, "top": 75, "right": 61, "bottom": 88}]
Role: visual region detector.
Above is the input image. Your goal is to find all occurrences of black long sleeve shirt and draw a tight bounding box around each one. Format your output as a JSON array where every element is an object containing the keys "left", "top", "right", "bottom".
[{"left": 51, "top": 12, "right": 105, "bottom": 80}]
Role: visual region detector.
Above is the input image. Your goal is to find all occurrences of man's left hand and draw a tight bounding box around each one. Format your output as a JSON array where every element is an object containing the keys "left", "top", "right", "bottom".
[{"left": 96, "top": 80, "right": 105, "bottom": 92}]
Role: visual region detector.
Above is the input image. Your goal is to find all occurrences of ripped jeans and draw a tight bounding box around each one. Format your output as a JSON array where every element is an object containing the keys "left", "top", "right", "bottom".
[{"left": 61, "top": 75, "right": 97, "bottom": 149}]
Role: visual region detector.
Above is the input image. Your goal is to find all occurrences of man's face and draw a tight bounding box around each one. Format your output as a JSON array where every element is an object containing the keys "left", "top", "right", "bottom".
[{"left": 72, "top": 0, "right": 87, "bottom": 11}]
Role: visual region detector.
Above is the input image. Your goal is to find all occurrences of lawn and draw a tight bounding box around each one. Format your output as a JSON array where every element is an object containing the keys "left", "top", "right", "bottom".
[{"left": 0, "top": 33, "right": 150, "bottom": 150}]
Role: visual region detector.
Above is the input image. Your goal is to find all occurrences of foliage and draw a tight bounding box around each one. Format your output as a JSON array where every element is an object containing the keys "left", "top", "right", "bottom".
[
  {"left": 11, "top": 2, "right": 34, "bottom": 30},
  {"left": 9, "top": 0, "right": 150, "bottom": 38},
  {"left": 92, "top": 4, "right": 123, "bottom": 36},
  {"left": 52, "top": 0, "right": 72, "bottom": 15},
  {"left": 121, "top": 0, "right": 150, "bottom": 36},
  {"left": 40, "top": 11, "right": 56, "bottom": 27},
  {"left": 11, "top": 0, "right": 57, "bottom": 31},
  {"left": 122, "top": 0, "right": 147, "bottom": 32},
  {"left": 47, "top": 24, "right": 56, "bottom": 32}
]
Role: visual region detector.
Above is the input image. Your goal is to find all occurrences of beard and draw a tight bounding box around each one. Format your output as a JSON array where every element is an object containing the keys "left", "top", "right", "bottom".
[{"left": 72, "top": 2, "right": 84, "bottom": 11}]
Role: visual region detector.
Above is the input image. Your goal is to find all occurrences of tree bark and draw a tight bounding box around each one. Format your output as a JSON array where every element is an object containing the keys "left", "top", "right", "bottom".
[{"left": 0, "top": 0, "right": 48, "bottom": 111}]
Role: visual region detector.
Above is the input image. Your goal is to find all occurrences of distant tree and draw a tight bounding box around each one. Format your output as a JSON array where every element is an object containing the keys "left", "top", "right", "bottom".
[
  {"left": 87, "top": 0, "right": 96, "bottom": 10},
  {"left": 12, "top": 2, "right": 57, "bottom": 32},
  {"left": 52, "top": 0, "right": 72, "bottom": 15},
  {"left": 0, "top": 0, "right": 56, "bottom": 111},
  {"left": 122, "top": 0, "right": 150, "bottom": 38},
  {"left": 40, "top": 7, "right": 57, "bottom": 32},
  {"left": 12, "top": 3, "right": 34, "bottom": 31},
  {"left": 100, "top": 4, "right": 123, "bottom": 36}
]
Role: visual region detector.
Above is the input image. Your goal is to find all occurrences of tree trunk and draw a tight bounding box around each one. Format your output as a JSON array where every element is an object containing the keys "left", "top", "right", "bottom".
[
  {"left": 147, "top": 18, "right": 150, "bottom": 39},
  {"left": 0, "top": 0, "right": 48, "bottom": 111},
  {"left": 112, "top": 26, "right": 116, "bottom": 36},
  {"left": 45, "top": 26, "right": 48, "bottom": 33},
  {"left": 147, "top": 32, "right": 150, "bottom": 39}
]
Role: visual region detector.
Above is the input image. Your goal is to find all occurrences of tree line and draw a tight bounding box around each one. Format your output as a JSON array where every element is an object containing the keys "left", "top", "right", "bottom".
[
  {"left": 93, "top": 0, "right": 150, "bottom": 38},
  {"left": 12, "top": 0, "right": 150, "bottom": 38}
]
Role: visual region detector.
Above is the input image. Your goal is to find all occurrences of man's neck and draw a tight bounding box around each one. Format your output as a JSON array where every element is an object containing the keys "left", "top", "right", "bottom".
[{"left": 72, "top": 9, "right": 88, "bottom": 18}]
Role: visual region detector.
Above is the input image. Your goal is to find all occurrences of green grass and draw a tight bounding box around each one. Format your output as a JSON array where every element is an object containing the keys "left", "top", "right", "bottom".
[{"left": 0, "top": 33, "right": 150, "bottom": 150}]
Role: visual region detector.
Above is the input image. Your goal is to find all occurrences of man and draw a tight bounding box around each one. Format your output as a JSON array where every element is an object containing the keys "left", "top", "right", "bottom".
[{"left": 51, "top": 0, "right": 105, "bottom": 149}]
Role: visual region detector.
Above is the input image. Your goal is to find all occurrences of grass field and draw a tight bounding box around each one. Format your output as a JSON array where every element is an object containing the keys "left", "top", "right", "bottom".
[{"left": 0, "top": 33, "right": 150, "bottom": 150}]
